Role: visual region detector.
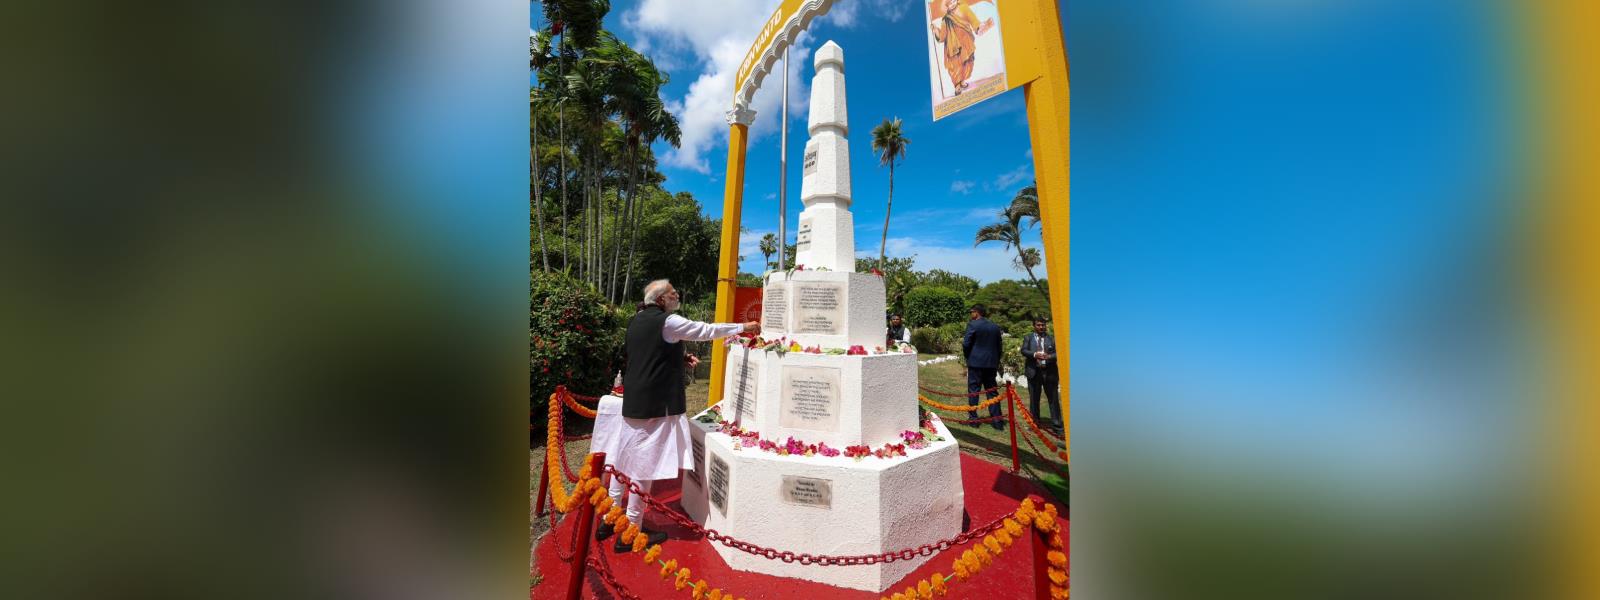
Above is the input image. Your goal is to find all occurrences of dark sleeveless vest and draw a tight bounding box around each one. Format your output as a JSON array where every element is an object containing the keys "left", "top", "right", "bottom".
[{"left": 622, "top": 306, "right": 686, "bottom": 419}]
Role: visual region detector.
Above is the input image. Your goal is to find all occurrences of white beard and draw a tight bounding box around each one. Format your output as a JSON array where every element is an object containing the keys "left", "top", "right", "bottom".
[{"left": 663, "top": 298, "right": 680, "bottom": 313}]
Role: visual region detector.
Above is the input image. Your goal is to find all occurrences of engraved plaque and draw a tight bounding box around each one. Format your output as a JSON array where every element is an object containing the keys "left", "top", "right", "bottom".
[
  {"left": 802, "top": 148, "right": 818, "bottom": 175},
  {"left": 728, "top": 353, "right": 760, "bottom": 423},
  {"left": 780, "top": 366, "right": 841, "bottom": 432},
  {"left": 708, "top": 454, "right": 730, "bottom": 516},
  {"left": 687, "top": 436, "right": 705, "bottom": 487},
  {"left": 781, "top": 475, "right": 832, "bottom": 508},
  {"left": 795, "top": 217, "right": 813, "bottom": 251},
  {"left": 761, "top": 282, "right": 788, "bottom": 333},
  {"left": 792, "top": 282, "right": 845, "bottom": 335}
]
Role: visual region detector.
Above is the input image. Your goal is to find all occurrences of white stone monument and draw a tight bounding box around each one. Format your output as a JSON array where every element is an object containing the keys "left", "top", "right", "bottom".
[{"left": 680, "top": 41, "right": 965, "bottom": 593}]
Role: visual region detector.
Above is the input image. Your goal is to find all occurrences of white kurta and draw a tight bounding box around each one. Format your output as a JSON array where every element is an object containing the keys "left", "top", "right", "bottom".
[
  {"left": 592, "top": 313, "right": 745, "bottom": 482},
  {"left": 590, "top": 395, "right": 694, "bottom": 481}
]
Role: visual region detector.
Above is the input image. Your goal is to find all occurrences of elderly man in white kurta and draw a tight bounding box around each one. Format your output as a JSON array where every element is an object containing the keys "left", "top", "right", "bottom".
[{"left": 592, "top": 279, "right": 758, "bottom": 551}]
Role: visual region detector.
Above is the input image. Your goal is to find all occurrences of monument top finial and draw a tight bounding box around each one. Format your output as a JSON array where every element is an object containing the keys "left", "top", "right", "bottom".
[{"left": 814, "top": 40, "right": 843, "bottom": 70}]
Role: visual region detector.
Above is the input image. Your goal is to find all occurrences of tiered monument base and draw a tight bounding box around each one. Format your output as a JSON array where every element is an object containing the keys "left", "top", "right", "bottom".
[{"left": 680, "top": 412, "right": 964, "bottom": 592}]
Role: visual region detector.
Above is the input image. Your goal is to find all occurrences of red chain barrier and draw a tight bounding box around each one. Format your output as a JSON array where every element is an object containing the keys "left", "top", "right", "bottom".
[
  {"left": 586, "top": 555, "right": 646, "bottom": 600},
  {"left": 605, "top": 466, "right": 1015, "bottom": 566},
  {"left": 1016, "top": 423, "right": 1072, "bottom": 481},
  {"left": 566, "top": 389, "right": 603, "bottom": 403},
  {"left": 918, "top": 384, "right": 1003, "bottom": 398}
]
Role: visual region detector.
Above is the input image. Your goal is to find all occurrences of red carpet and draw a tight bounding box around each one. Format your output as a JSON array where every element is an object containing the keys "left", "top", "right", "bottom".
[{"left": 533, "top": 454, "right": 1068, "bottom": 600}]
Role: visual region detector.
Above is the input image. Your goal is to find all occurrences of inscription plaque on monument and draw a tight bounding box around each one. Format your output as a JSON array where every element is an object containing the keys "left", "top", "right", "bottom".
[
  {"left": 802, "top": 148, "right": 818, "bottom": 175},
  {"left": 728, "top": 354, "right": 761, "bottom": 423},
  {"left": 793, "top": 282, "right": 845, "bottom": 334},
  {"left": 708, "top": 454, "right": 730, "bottom": 516},
  {"left": 781, "top": 475, "right": 833, "bottom": 508},
  {"left": 687, "top": 436, "right": 705, "bottom": 487},
  {"left": 761, "top": 282, "right": 788, "bottom": 332},
  {"left": 780, "top": 366, "right": 841, "bottom": 432},
  {"left": 796, "top": 217, "right": 813, "bottom": 251}
]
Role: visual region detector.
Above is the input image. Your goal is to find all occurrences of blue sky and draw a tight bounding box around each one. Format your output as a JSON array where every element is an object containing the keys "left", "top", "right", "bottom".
[{"left": 533, "top": 0, "right": 1054, "bottom": 282}]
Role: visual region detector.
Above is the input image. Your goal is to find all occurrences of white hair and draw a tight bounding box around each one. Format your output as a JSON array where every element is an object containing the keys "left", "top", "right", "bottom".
[{"left": 642, "top": 279, "right": 673, "bottom": 305}]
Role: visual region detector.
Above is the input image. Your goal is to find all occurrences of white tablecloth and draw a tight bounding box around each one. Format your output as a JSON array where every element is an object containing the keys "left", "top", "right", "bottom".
[{"left": 589, "top": 394, "right": 695, "bottom": 482}]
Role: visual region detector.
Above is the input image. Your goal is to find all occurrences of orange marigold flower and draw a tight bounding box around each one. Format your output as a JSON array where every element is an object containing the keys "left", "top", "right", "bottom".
[
  {"left": 674, "top": 568, "right": 692, "bottom": 590},
  {"left": 1048, "top": 567, "right": 1067, "bottom": 585},
  {"left": 902, "top": 587, "right": 916, "bottom": 600},
  {"left": 1003, "top": 518, "right": 1024, "bottom": 536},
  {"left": 953, "top": 558, "right": 970, "bottom": 582},
  {"left": 643, "top": 544, "right": 662, "bottom": 564},
  {"left": 604, "top": 506, "right": 625, "bottom": 525},
  {"left": 619, "top": 525, "right": 637, "bottom": 545},
  {"left": 889, "top": 594, "right": 903, "bottom": 600},
  {"left": 993, "top": 528, "right": 1014, "bottom": 547},
  {"left": 930, "top": 574, "right": 947, "bottom": 596},
  {"left": 709, "top": 589, "right": 723, "bottom": 600},
  {"left": 659, "top": 559, "right": 677, "bottom": 579},
  {"left": 631, "top": 533, "right": 649, "bottom": 553},
  {"left": 917, "top": 579, "right": 933, "bottom": 598},
  {"left": 691, "top": 580, "right": 708, "bottom": 599},
  {"left": 595, "top": 496, "right": 614, "bottom": 516},
  {"left": 983, "top": 535, "right": 1003, "bottom": 555},
  {"left": 1050, "top": 532, "right": 1065, "bottom": 550},
  {"left": 972, "top": 544, "right": 992, "bottom": 567},
  {"left": 1051, "top": 587, "right": 1069, "bottom": 599},
  {"left": 588, "top": 487, "right": 606, "bottom": 505},
  {"left": 1048, "top": 550, "right": 1067, "bottom": 567}
]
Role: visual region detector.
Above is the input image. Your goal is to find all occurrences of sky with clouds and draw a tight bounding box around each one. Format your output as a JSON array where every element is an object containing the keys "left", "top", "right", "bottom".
[{"left": 533, "top": 0, "right": 1054, "bottom": 283}]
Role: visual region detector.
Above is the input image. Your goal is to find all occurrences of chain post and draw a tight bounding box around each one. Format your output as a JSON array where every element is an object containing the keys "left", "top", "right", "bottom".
[
  {"left": 564, "top": 452, "right": 606, "bottom": 600},
  {"left": 1006, "top": 383, "right": 1021, "bottom": 473},
  {"left": 1032, "top": 507, "right": 1052, "bottom": 600}
]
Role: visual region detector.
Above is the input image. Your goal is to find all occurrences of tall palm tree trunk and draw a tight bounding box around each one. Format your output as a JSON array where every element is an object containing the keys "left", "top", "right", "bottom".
[
  {"left": 557, "top": 31, "right": 570, "bottom": 275},
  {"left": 532, "top": 112, "right": 549, "bottom": 271},
  {"left": 878, "top": 160, "right": 894, "bottom": 270},
  {"left": 609, "top": 147, "right": 639, "bottom": 303}
]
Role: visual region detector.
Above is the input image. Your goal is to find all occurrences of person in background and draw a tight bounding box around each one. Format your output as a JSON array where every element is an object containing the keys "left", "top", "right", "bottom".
[
  {"left": 961, "top": 304, "right": 1004, "bottom": 430},
  {"left": 1020, "top": 316, "right": 1062, "bottom": 434},
  {"left": 886, "top": 313, "right": 912, "bottom": 350},
  {"left": 594, "top": 279, "right": 758, "bottom": 552}
]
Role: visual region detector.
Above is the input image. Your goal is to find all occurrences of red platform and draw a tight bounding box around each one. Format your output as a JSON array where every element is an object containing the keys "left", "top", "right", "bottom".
[{"left": 533, "top": 453, "right": 1068, "bottom": 600}]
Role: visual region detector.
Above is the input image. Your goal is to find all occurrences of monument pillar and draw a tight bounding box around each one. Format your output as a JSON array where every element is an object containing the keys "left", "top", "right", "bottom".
[{"left": 796, "top": 41, "right": 855, "bottom": 273}]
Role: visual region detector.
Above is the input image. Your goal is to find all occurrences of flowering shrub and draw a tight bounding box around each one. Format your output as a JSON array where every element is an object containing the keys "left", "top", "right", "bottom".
[{"left": 531, "top": 271, "right": 621, "bottom": 430}]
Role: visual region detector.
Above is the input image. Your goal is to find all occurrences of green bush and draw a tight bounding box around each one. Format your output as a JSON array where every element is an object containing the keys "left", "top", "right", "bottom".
[
  {"left": 904, "top": 286, "right": 967, "bottom": 328},
  {"left": 531, "top": 271, "right": 623, "bottom": 424},
  {"left": 1000, "top": 335, "right": 1025, "bottom": 378}
]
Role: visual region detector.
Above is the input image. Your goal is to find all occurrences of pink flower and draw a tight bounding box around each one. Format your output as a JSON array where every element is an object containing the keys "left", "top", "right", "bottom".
[
  {"left": 846, "top": 345, "right": 867, "bottom": 355},
  {"left": 817, "top": 442, "right": 841, "bottom": 457},
  {"left": 784, "top": 437, "right": 807, "bottom": 455}
]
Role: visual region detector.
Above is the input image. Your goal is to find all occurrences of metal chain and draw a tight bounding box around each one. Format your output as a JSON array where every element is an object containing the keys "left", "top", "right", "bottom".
[
  {"left": 606, "top": 466, "right": 1015, "bottom": 566},
  {"left": 587, "top": 555, "right": 646, "bottom": 600}
]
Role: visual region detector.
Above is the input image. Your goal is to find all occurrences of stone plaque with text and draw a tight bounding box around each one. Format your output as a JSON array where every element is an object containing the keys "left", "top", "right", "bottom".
[
  {"left": 802, "top": 148, "right": 818, "bottom": 175},
  {"left": 728, "top": 353, "right": 761, "bottom": 423},
  {"left": 761, "top": 283, "right": 788, "bottom": 333},
  {"left": 687, "top": 436, "right": 704, "bottom": 487},
  {"left": 708, "top": 454, "right": 730, "bottom": 516},
  {"left": 780, "top": 366, "right": 841, "bottom": 432},
  {"left": 780, "top": 475, "right": 833, "bottom": 508},
  {"left": 796, "top": 217, "right": 813, "bottom": 251},
  {"left": 792, "top": 282, "right": 845, "bottom": 335}
]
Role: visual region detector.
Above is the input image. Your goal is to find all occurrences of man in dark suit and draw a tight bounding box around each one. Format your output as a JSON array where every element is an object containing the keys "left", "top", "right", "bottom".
[
  {"left": 961, "top": 303, "right": 1004, "bottom": 430},
  {"left": 1020, "top": 317, "right": 1062, "bottom": 433}
]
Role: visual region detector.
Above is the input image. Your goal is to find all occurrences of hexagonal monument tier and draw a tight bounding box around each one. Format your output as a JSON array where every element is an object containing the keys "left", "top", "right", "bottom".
[
  {"left": 721, "top": 345, "right": 917, "bottom": 449},
  {"left": 680, "top": 414, "right": 965, "bottom": 593}
]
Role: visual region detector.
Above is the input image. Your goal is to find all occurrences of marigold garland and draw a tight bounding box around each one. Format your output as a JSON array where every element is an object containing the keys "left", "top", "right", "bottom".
[
  {"left": 916, "top": 392, "right": 1008, "bottom": 413},
  {"left": 559, "top": 387, "right": 598, "bottom": 418}
]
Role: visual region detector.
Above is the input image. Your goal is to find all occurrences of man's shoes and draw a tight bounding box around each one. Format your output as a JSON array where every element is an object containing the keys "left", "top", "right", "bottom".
[
  {"left": 613, "top": 527, "right": 669, "bottom": 552},
  {"left": 595, "top": 520, "right": 615, "bottom": 542}
]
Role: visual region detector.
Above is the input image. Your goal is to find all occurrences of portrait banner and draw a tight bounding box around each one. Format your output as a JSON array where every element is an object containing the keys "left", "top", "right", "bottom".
[{"left": 926, "top": 0, "right": 1009, "bottom": 121}]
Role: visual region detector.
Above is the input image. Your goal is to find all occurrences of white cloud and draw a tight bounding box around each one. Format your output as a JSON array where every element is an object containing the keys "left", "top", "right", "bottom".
[
  {"left": 950, "top": 179, "right": 976, "bottom": 194},
  {"left": 990, "top": 164, "right": 1033, "bottom": 192},
  {"left": 626, "top": 0, "right": 814, "bottom": 174},
  {"left": 856, "top": 237, "right": 1048, "bottom": 284},
  {"left": 966, "top": 206, "right": 1001, "bottom": 221}
]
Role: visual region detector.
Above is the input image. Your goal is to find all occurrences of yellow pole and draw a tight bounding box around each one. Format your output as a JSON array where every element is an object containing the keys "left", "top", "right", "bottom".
[
  {"left": 1022, "top": 0, "right": 1070, "bottom": 454},
  {"left": 709, "top": 116, "right": 753, "bottom": 407},
  {"left": 1534, "top": 1, "right": 1599, "bottom": 597}
]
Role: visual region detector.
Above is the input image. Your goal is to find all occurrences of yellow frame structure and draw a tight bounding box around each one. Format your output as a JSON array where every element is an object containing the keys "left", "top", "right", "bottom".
[{"left": 710, "top": 0, "right": 1071, "bottom": 453}]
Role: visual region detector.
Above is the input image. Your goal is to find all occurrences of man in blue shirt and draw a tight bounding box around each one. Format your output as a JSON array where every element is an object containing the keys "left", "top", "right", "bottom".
[{"left": 961, "top": 304, "right": 1005, "bottom": 429}]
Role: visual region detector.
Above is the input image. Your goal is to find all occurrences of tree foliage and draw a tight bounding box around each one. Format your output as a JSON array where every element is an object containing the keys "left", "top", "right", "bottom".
[
  {"left": 904, "top": 286, "right": 967, "bottom": 328},
  {"left": 974, "top": 279, "right": 1051, "bottom": 336},
  {"left": 531, "top": 270, "right": 623, "bottom": 422}
]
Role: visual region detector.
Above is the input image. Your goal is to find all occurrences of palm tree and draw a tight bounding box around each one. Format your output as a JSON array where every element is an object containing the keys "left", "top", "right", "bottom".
[
  {"left": 538, "top": 0, "right": 610, "bottom": 277},
  {"left": 870, "top": 117, "right": 909, "bottom": 271},
  {"left": 975, "top": 182, "right": 1047, "bottom": 299},
  {"left": 759, "top": 232, "right": 778, "bottom": 272}
]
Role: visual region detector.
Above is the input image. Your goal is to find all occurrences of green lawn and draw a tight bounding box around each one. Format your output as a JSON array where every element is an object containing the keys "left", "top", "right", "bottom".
[{"left": 914, "top": 355, "right": 1069, "bottom": 507}]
